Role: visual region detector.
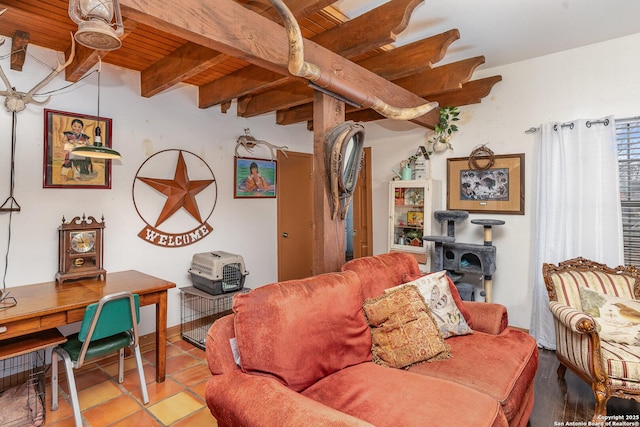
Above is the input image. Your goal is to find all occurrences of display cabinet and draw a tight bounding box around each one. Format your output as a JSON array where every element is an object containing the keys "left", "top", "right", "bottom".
[{"left": 388, "top": 180, "right": 441, "bottom": 268}]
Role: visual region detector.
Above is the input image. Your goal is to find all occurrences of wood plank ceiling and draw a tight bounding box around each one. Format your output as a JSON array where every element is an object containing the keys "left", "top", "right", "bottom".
[{"left": 0, "top": 0, "right": 501, "bottom": 129}]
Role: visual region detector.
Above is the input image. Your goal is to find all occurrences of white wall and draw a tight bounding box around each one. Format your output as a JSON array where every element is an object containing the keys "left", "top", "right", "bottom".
[
  {"left": 1, "top": 32, "right": 639, "bottom": 333},
  {"left": 364, "top": 32, "right": 640, "bottom": 329},
  {"left": 0, "top": 43, "right": 312, "bottom": 334}
]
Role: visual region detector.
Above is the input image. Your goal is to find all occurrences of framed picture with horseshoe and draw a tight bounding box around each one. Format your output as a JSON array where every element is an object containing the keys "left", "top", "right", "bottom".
[
  {"left": 447, "top": 153, "right": 524, "bottom": 214},
  {"left": 43, "top": 109, "right": 112, "bottom": 189}
]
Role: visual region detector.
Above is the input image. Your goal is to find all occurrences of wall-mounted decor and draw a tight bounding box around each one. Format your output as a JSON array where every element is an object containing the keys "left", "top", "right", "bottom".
[
  {"left": 43, "top": 109, "right": 112, "bottom": 189},
  {"left": 447, "top": 153, "right": 524, "bottom": 215},
  {"left": 234, "top": 157, "right": 277, "bottom": 198},
  {"left": 132, "top": 149, "right": 217, "bottom": 247}
]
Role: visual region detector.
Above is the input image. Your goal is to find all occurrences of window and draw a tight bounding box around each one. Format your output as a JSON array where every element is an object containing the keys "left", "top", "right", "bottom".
[{"left": 617, "top": 117, "right": 640, "bottom": 265}]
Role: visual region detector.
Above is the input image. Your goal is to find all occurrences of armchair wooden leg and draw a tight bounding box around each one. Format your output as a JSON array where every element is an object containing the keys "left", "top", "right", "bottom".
[{"left": 591, "top": 384, "right": 609, "bottom": 424}]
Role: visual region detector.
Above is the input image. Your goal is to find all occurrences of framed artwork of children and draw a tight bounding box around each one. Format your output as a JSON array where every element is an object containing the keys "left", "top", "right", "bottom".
[
  {"left": 234, "top": 157, "right": 277, "bottom": 198},
  {"left": 43, "top": 109, "right": 112, "bottom": 189}
]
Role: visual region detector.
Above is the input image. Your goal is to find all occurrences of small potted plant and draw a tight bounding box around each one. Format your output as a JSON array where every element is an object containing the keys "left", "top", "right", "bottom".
[{"left": 426, "top": 106, "right": 460, "bottom": 153}]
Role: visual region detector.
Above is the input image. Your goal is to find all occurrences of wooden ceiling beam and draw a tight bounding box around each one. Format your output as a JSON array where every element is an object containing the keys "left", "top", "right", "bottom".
[
  {"left": 278, "top": 99, "right": 413, "bottom": 126},
  {"left": 276, "top": 75, "right": 502, "bottom": 126},
  {"left": 245, "top": 53, "right": 480, "bottom": 119},
  {"left": 198, "top": 0, "right": 426, "bottom": 109},
  {"left": 141, "top": 0, "right": 335, "bottom": 98},
  {"left": 236, "top": 0, "right": 335, "bottom": 22},
  {"left": 429, "top": 75, "right": 503, "bottom": 106},
  {"left": 239, "top": 33, "right": 462, "bottom": 117},
  {"left": 393, "top": 56, "right": 485, "bottom": 94},
  {"left": 312, "top": 0, "right": 421, "bottom": 58},
  {"left": 141, "top": 42, "right": 225, "bottom": 97},
  {"left": 199, "top": 66, "right": 287, "bottom": 108},
  {"left": 356, "top": 29, "right": 459, "bottom": 81}
]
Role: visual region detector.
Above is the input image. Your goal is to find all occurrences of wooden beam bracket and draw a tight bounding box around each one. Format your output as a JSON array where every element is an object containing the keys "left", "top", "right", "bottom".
[{"left": 10, "top": 30, "right": 29, "bottom": 71}]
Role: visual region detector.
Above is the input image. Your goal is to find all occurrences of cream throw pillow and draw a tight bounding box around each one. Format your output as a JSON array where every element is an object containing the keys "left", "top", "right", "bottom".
[
  {"left": 579, "top": 286, "right": 640, "bottom": 346},
  {"left": 386, "top": 270, "right": 473, "bottom": 338}
]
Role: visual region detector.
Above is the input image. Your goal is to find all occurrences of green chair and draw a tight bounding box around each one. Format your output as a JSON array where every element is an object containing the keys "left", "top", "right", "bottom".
[{"left": 51, "top": 291, "right": 149, "bottom": 426}]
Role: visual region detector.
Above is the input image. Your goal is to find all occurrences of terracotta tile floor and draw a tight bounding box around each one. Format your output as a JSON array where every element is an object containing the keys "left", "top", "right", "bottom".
[{"left": 44, "top": 335, "right": 218, "bottom": 427}]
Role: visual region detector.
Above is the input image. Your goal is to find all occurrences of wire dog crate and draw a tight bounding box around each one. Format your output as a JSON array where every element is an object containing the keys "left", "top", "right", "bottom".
[
  {"left": 0, "top": 348, "right": 46, "bottom": 427},
  {"left": 180, "top": 286, "right": 250, "bottom": 349}
]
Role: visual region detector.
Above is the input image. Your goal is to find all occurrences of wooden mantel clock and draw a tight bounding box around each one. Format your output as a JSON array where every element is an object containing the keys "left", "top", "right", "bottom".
[{"left": 56, "top": 215, "right": 106, "bottom": 284}]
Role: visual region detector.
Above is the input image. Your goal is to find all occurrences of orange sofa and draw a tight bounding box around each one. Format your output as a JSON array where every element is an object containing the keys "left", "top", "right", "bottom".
[{"left": 205, "top": 253, "right": 538, "bottom": 427}]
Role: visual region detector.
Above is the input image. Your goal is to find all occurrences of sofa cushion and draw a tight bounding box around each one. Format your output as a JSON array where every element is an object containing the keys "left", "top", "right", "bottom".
[
  {"left": 404, "top": 271, "right": 474, "bottom": 329},
  {"left": 232, "top": 270, "right": 372, "bottom": 392},
  {"left": 407, "top": 328, "right": 538, "bottom": 423},
  {"left": 548, "top": 269, "right": 636, "bottom": 308},
  {"left": 301, "top": 362, "right": 508, "bottom": 427},
  {"left": 389, "top": 270, "right": 473, "bottom": 338},
  {"left": 342, "top": 252, "right": 423, "bottom": 300},
  {"left": 601, "top": 340, "right": 640, "bottom": 385},
  {"left": 579, "top": 286, "right": 640, "bottom": 345},
  {"left": 362, "top": 285, "right": 450, "bottom": 368}
]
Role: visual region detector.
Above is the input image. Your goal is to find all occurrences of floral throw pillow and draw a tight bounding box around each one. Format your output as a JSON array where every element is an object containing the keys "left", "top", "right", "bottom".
[
  {"left": 579, "top": 286, "right": 640, "bottom": 346},
  {"left": 363, "top": 285, "right": 451, "bottom": 369},
  {"left": 387, "top": 270, "right": 473, "bottom": 338}
]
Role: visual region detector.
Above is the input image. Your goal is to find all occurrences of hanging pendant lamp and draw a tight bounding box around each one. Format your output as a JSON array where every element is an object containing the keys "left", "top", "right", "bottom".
[
  {"left": 72, "top": 58, "right": 121, "bottom": 159},
  {"left": 68, "top": 0, "right": 124, "bottom": 51}
]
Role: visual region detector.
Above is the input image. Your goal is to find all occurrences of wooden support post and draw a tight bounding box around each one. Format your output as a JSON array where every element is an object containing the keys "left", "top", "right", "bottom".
[
  {"left": 312, "top": 91, "right": 345, "bottom": 275},
  {"left": 10, "top": 30, "right": 29, "bottom": 71}
]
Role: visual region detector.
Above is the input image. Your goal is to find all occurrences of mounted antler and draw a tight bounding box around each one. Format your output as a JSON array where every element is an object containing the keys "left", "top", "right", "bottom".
[
  {"left": 235, "top": 128, "right": 289, "bottom": 160},
  {"left": 0, "top": 32, "right": 76, "bottom": 112}
]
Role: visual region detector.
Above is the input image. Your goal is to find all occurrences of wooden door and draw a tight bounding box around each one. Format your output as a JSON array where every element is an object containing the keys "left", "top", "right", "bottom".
[
  {"left": 352, "top": 147, "right": 373, "bottom": 258},
  {"left": 277, "top": 151, "right": 313, "bottom": 281}
]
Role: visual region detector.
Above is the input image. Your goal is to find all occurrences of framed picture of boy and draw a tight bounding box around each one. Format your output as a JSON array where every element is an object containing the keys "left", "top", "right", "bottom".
[
  {"left": 43, "top": 109, "right": 112, "bottom": 189},
  {"left": 234, "top": 157, "right": 277, "bottom": 198}
]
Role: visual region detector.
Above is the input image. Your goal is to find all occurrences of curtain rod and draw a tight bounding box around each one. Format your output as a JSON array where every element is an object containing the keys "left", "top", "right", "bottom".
[{"left": 524, "top": 118, "right": 610, "bottom": 134}]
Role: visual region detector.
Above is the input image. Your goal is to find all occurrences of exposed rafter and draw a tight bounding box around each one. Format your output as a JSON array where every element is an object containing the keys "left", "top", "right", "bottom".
[
  {"left": 118, "top": 0, "right": 439, "bottom": 127},
  {"left": 198, "top": 0, "right": 426, "bottom": 109},
  {"left": 141, "top": 0, "right": 337, "bottom": 98},
  {"left": 0, "top": 0, "right": 501, "bottom": 128},
  {"left": 240, "top": 44, "right": 480, "bottom": 119}
]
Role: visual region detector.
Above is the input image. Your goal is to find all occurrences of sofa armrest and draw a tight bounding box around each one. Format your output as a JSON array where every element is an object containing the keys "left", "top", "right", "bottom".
[
  {"left": 205, "top": 370, "right": 374, "bottom": 427},
  {"left": 548, "top": 301, "right": 598, "bottom": 334},
  {"left": 206, "top": 314, "right": 241, "bottom": 375},
  {"left": 548, "top": 301, "right": 606, "bottom": 383},
  {"left": 463, "top": 301, "right": 508, "bottom": 335}
]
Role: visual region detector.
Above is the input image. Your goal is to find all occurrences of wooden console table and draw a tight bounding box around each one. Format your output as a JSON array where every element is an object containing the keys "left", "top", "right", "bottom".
[{"left": 0, "top": 270, "right": 176, "bottom": 383}]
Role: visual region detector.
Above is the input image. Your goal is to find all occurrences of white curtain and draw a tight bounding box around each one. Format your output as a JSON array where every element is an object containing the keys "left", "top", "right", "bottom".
[{"left": 530, "top": 116, "right": 623, "bottom": 349}]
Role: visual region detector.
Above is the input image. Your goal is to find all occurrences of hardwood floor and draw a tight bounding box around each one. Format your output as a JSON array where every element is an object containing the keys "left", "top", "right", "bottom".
[{"left": 531, "top": 348, "right": 640, "bottom": 426}]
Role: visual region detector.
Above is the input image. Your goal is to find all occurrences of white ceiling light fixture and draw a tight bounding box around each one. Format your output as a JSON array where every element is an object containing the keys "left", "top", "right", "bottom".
[{"left": 68, "top": 0, "right": 124, "bottom": 51}]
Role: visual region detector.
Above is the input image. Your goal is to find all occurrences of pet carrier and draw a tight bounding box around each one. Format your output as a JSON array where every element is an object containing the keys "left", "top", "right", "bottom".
[{"left": 188, "top": 251, "right": 248, "bottom": 295}]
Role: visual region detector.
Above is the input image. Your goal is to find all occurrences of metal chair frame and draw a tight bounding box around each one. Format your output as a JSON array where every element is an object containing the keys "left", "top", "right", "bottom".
[{"left": 50, "top": 291, "right": 149, "bottom": 426}]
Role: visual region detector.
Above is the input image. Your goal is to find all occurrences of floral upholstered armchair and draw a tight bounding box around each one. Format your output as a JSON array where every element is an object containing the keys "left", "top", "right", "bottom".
[{"left": 543, "top": 257, "right": 640, "bottom": 422}]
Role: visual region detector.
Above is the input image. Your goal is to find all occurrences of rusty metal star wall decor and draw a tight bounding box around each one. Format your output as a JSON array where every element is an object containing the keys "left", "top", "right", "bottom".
[
  {"left": 137, "top": 151, "right": 213, "bottom": 227},
  {"left": 132, "top": 149, "right": 217, "bottom": 247}
]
